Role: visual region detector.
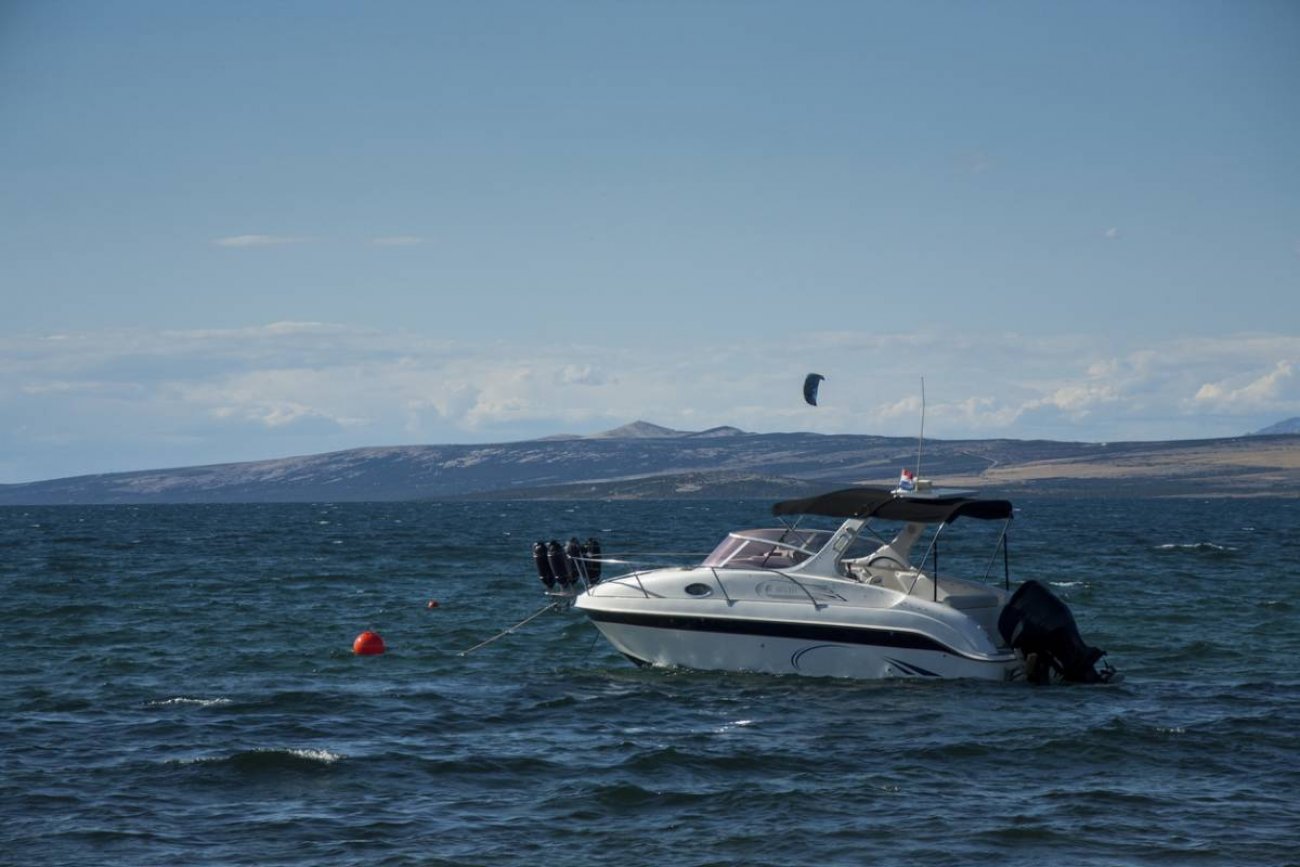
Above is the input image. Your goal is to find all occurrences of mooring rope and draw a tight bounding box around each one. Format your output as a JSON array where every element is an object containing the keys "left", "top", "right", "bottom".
[{"left": 458, "top": 601, "right": 560, "bottom": 656}]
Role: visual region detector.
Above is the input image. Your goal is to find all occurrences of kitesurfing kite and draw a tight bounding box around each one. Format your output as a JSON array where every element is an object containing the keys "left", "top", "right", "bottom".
[{"left": 803, "top": 373, "right": 825, "bottom": 406}]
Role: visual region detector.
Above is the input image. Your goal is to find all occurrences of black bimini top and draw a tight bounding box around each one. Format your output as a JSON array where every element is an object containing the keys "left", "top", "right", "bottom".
[{"left": 772, "top": 486, "right": 1013, "bottom": 524}]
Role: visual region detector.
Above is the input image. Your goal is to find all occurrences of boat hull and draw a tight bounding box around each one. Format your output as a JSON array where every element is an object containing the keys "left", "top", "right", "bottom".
[{"left": 583, "top": 606, "right": 1018, "bottom": 680}]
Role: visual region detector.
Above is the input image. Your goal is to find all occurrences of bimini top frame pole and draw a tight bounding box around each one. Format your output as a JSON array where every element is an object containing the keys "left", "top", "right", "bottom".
[{"left": 980, "top": 518, "right": 1013, "bottom": 586}]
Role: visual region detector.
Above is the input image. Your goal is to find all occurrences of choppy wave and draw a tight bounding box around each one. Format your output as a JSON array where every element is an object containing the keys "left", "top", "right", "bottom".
[
  {"left": 173, "top": 748, "right": 346, "bottom": 770},
  {"left": 150, "top": 696, "right": 232, "bottom": 708},
  {"left": 1155, "top": 541, "right": 1235, "bottom": 552},
  {"left": 283, "top": 748, "right": 344, "bottom": 763}
]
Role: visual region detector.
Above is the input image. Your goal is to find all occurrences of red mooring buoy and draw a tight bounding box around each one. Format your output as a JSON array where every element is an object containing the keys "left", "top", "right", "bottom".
[
  {"left": 352, "top": 630, "right": 386, "bottom": 655},
  {"left": 426, "top": 599, "right": 440, "bottom": 610}
]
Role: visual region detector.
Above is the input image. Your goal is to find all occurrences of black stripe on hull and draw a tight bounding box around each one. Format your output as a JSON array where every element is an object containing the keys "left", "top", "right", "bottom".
[{"left": 585, "top": 607, "right": 999, "bottom": 661}]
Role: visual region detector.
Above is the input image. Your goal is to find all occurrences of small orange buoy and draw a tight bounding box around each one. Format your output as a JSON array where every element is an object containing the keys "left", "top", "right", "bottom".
[
  {"left": 426, "top": 599, "right": 440, "bottom": 609},
  {"left": 352, "top": 630, "right": 386, "bottom": 655}
]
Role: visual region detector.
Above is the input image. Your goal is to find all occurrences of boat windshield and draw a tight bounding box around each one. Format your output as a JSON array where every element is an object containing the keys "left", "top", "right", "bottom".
[{"left": 701, "top": 528, "right": 833, "bottom": 570}]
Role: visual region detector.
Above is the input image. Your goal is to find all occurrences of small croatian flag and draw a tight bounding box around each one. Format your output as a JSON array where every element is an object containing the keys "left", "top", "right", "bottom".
[{"left": 898, "top": 468, "right": 916, "bottom": 492}]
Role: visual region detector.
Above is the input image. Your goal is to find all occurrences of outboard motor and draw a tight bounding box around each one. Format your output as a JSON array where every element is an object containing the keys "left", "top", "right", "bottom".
[
  {"left": 582, "top": 537, "right": 602, "bottom": 583},
  {"left": 533, "top": 540, "right": 556, "bottom": 589},
  {"left": 546, "top": 540, "right": 572, "bottom": 587},
  {"left": 564, "top": 537, "right": 585, "bottom": 583},
  {"left": 998, "top": 580, "right": 1109, "bottom": 684}
]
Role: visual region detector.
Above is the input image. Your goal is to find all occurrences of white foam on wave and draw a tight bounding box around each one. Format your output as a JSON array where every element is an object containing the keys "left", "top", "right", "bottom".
[
  {"left": 713, "top": 719, "right": 757, "bottom": 734},
  {"left": 286, "top": 748, "right": 345, "bottom": 763},
  {"left": 152, "top": 697, "right": 232, "bottom": 708},
  {"left": 1051, "top": 581, "right": 1085, "bottom": 587},
  {"left": 1155, "top": 542, "right": 1234, "bottom": 552},
  {"left": 169, "top": 747, "right": 346, "bottom": 765}
]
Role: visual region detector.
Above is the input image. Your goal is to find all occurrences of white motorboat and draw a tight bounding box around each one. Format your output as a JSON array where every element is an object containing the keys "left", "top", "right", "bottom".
[{"left": 544, "top": 484, "right": 1115, "bottom": 683}]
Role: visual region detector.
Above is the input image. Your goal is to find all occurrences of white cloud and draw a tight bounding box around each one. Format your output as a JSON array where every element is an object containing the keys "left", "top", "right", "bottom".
[
  {"left": 20, "top": 379, "right": 142, "bottom": 397},
  {"left": 370, "top": 235, "right": 425, "bottom": 246},
  {"left": 877, "top": 395, "right": 920, "bottom": 417},
  {"left": 557, "top": 364, "right": 610, "bottom": 386},
  {"left": 214, "top": 235, "right": 429, "bottom": 248},
  {"left": 255, "top": 321, "right": 344, "bottom": 336},
  {"left": 212, "top": 234, "right": 307, "bottom": 248},
  {"left": 210, "top": 400, "right": 349, "bottom": 429},
  {"left": 1193, "top": 360, "right": 1296, "bottom": 411},
  {"left": 1086, "top": 358, "right": 1119, "bottom": 377},
  {"left": 942, "top": 396, "right": 1022, "bottom": 429},
  {"left": 1027, "top": 382, "right": 1120, "bottom": 416}
]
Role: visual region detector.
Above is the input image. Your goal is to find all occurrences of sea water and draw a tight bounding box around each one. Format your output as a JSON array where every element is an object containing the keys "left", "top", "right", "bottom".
[{"left": 2, "top": 498, "right": 1298, "bottom": 866}]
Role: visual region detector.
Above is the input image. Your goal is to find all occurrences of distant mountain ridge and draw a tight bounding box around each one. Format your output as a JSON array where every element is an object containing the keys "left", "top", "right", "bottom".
[
  {"left": 1254, "top": 417, "right": 1300, "bottom": 436},
  {"left": 588, "top": 420, "right": 747, "bottom": 439},
  {"left": 1, "top": 421, "right": 1298, "bottom": 504},
  {"left": 589, "top": 420, "right": 685, "bottom": 438}
]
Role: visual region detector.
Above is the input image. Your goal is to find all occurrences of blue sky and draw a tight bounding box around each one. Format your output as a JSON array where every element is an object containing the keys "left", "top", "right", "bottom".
[{"left": 2, "top": 0, "right": 1298, "bottom": 483}]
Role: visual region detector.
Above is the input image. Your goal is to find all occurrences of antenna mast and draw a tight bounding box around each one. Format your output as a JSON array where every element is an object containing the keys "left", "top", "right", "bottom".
[{"left": 915, "top": 377, "right": 926, "bottom": 480}]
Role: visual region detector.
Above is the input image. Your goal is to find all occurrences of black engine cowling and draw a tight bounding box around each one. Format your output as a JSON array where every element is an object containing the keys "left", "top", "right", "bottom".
[
  {"left": 998, "top": 580, "right": 1107, "bottom": 683},
  {"left": 582, "top": 537, "right": 602, "bottom": 583},
  {"left": 533, "top": 541, "right": 556, "bottom": 589},
  {"left": 564, "top": 538, "right": 584, "bottom": 583},
  {"left": 546, "top": 540, "right": 572, "bottom": 587}
]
